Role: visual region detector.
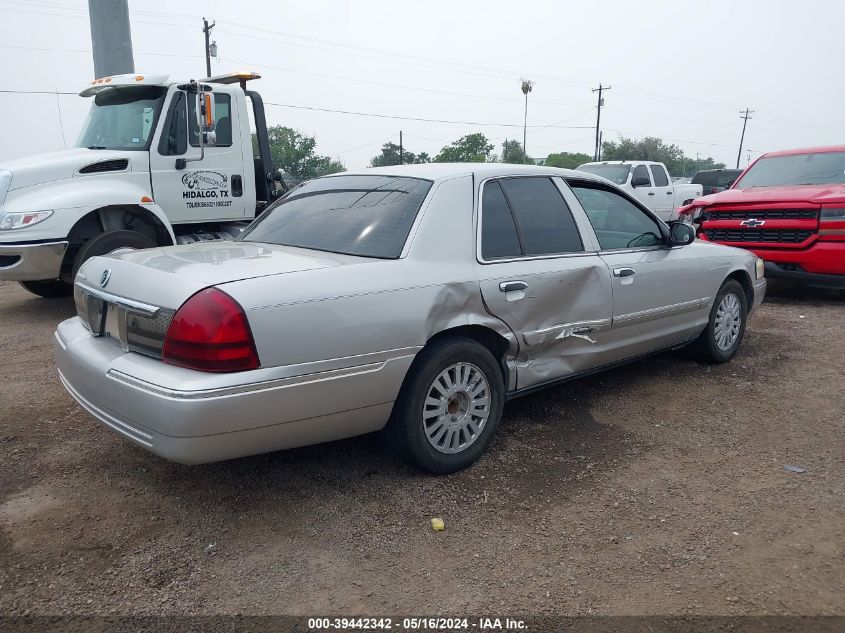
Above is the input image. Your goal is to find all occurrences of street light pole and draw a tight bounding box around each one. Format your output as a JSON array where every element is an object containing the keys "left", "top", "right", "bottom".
[{"left": 521, "top": 78, "right": 533, "bottom": 163}]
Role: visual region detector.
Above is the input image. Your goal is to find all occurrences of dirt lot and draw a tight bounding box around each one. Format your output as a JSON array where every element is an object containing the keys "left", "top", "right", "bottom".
[{"left": 0, "top": 279, "right": 843, "bottom": 617}]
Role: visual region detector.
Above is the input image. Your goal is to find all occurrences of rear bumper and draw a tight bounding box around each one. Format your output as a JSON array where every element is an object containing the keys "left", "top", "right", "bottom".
[
  {"left": 764, "top": 262, "right": 845, "bottom": 289},
  {"left": 54, "top": 317, "right": 414, "bottom": 464},
  {"left": 0, "top": 240, "right": 67, "bottom": 281}
]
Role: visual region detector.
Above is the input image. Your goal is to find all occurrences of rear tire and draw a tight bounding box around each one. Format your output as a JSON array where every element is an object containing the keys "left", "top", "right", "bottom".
[
  {"left": 692, "top": 278, "right": 748, "bottom": 363},
  {"left": 18, "top": 280, "right": 72, "bottom": 298},
  {"left": 383, "top": 336, "right": 505, "bottom": 474},
  {"left": 72, "top": 230, "right": 157, "bottom": 279}
]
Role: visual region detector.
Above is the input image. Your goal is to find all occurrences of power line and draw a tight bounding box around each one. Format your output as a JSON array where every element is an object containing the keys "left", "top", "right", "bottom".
[{"left": 263, "top": 101, "right": 596, "bottom": 129}]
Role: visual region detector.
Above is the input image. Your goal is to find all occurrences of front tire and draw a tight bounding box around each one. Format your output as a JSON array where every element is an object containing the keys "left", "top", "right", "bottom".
[
  {"left": 18, "top": 280, "right": 73, "bottom": 298},
  {"left": 72, "top": 230, "right": 157, "bottom": 279},
  {"left": 692, "top": 278, "right": 748, "bottom": 363},
  {"left": 384, "top": 336, "right": 505, "bottom": 473}
]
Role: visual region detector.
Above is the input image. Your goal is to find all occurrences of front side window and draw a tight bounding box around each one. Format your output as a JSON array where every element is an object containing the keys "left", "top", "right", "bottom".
[
  {"left": 238, "top": 175, "right": 432, "bottom": 259},
  {"left": 76, "top": 86, "right": 166, "bottom": 151},
  {"left": 570, "top": 184, "right": 664, "bottom": 250},
  {"left": 734, "top": 152, "right": 845, "bottom": 188},
  {"left": 650, "top": 165, "right": 669, "bottom": 187},
  {"left": 188, "top": 93, "right": 232, "bottom": 147},
  {"left": 632, "top": 164, "right": 652, "bottom": 186}
]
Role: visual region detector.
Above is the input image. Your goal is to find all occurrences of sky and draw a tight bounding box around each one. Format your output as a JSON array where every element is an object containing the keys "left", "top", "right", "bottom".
[{"left": 0, "top": 0, "right": 842, "bottom": 170}]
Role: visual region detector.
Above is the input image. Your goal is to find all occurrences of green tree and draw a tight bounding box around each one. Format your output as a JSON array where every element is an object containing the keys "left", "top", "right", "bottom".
[
  {"left": 600, "top": 136, "right": 725, "bottom": 177},
  {"left": 543, "top": 151, "right": 592, "bottom": 169},
  {"left": 257, "top": 126, "right": 344, "bottom": 183},
  {"left": 434, "top": 133, "right": 494, "bottom": 163},
  {"left": 369, "top": 142, "right": 431, "bottom": 167},
  {"left": 501, "top": 139, "right": 533, "bottom": 164}
]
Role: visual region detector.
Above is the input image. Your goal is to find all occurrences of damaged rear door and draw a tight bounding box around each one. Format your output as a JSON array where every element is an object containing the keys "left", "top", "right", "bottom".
[{"left": 475, "top": 176, "right": 613, "bottom": 390}]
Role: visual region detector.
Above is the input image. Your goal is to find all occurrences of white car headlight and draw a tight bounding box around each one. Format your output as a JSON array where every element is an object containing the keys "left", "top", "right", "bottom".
[
  {"left": 755, "top": 257, "right": 765, "bottom": 280},
  {"left": 0, "top": 210, "right": 53, "bottom": 230}
]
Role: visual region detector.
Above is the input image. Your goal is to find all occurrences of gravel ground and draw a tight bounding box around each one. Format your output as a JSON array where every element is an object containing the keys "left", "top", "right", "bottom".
[{"left": 0, "top": 279, "right": 843, "bottom": 616}]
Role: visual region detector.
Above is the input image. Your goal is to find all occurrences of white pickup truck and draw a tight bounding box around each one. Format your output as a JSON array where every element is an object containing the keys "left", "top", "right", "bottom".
[
  {"left": 576, "top": 160, "right": 702, "bottom": 222},
  {"left": 0, "top": 71, "right": 286, "bottom": 297}
]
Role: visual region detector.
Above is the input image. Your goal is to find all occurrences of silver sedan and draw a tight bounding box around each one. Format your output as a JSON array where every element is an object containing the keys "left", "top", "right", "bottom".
[{"left": 55, "top": 164, "right": 766, "bottom": 473}]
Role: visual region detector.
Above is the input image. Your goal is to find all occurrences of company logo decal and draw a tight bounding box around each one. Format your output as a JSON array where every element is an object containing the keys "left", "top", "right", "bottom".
[{"left": 181, "top": 171, "right": 234, "bottom": 210}]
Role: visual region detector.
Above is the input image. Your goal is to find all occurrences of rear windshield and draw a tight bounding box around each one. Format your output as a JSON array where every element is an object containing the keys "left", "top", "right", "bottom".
[
  {"left": 576, "top": 164, "right": 630, "bottom": 185},
  {"left": 691, "top": 170, "right": 742, "bottom": 187},
  {"left": 734, "top": 152, "right": 845, "bottom": 188},
  {"left": 237, "top": 175, "right": 433, "bottom": 258}
]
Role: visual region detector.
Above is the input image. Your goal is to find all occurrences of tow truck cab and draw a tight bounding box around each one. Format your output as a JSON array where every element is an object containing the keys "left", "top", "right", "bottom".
[
  {"left": 0, "top": 71, "right": 283, "bottom": 297},
  {"left": 680, "top": 146, "right": 845, "bottom": 290}
]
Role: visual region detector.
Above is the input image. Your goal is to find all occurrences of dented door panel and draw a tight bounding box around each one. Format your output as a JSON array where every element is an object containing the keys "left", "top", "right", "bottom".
[{"left": 476, "top": 255, "right": 614, "bottom": 390}]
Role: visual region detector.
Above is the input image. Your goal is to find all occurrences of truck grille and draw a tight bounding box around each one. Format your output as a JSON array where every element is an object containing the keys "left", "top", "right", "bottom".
[
  {"left": 701, "top": 208, "right": 817, "bottom": 221},
  {"left": 704, "top": 229, "right": 813, "bottom": 243}
]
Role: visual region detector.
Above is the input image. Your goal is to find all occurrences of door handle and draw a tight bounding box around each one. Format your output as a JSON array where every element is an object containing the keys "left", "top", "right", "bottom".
[
  {"left": 666, "top": 191, "right": 673, "bottom": 195},
  {"left": 613, "top": 267, "right": 636, "bottom": 277},
  {"left": 648, "top": 191, "right": 656, "bottom": 196},
  {"left": 499, "top": 280, "right": 528, "bottom": 292}
]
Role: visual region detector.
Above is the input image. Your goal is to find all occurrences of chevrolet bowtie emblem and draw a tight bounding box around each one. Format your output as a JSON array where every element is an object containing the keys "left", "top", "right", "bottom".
[{"left": 740, "top": 218, "right": 765, "bottom": 228}]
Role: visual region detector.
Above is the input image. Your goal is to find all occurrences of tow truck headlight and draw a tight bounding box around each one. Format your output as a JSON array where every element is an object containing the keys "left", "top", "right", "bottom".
[
  {"left": 755, "top": 257, "right": 765, "bottom": 280},
  {"left": 0, "top": 210, "right": 53, "bottom": 230}
]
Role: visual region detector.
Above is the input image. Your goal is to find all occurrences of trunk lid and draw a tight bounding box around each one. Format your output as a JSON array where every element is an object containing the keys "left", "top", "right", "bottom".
[{"left": 73, "top": 241, "right": 371, "bottom": 359}]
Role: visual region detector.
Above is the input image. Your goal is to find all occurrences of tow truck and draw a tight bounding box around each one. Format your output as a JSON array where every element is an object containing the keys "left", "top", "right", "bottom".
[{"left": 0, "top": 71, "right": 285, "bottom": 297}]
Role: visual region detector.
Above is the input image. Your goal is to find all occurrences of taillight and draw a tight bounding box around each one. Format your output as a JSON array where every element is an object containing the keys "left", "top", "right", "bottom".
[{"left": 162, "top": 288, "right": 260, "bottom": 372}]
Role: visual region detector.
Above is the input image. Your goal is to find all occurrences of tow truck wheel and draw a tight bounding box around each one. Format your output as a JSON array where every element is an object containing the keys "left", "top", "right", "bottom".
[
  {"left": 72, "top": 230, "right": 157, "bottom": 279},
  {"left": 18, "top": 280, "right": 73, "bottom": 298}
]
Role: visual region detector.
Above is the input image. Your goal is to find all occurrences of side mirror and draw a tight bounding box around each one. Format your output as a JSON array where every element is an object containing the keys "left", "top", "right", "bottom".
[
  {"left": 631, "top": 175, "right": 650, "bottom": 187},
  {"left": 195, "top": 91, "right": 217, "bottom": 147},
  {"left": 669, "top": 221, "right": 696, "bottom": 246}
]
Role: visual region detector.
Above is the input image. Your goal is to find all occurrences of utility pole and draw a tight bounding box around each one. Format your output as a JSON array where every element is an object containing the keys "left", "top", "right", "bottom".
[
  {"left": 399, "top": 131, "right": 403, "bottom": 165},
  {"left": 592, "top": 84, "right": 610, "bottom": 161},
  {"left": 202, "top": 17, "right": 216, "bottom": 77},
  {"left": 88, "top": 0, "right": 134, "bottom": 77},
  {"left": 598, "top": 131, "right": 603, "bottom": 161},
  {"left": 521, "top": 79, "right": 533, "bottom": 163},
  {"left": 737, "top": 107, "right": 754, "bottom": 169}
]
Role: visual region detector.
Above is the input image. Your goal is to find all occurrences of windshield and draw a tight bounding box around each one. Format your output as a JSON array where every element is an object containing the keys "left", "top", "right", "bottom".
[
  {"left": 76, "top": 86, "right": 166, "bottom": 151},
  {"left": 237, "top": 175, "right": 433, "bottom": 258},
  {"left": 691, "top": 170, "right": 742, "bottom": 188},
  {"left": 576, "top": 164, "right": 630, "bottom": 185},
  {"left": 735, "top": 152, "right": 845, "bottom": 188}
]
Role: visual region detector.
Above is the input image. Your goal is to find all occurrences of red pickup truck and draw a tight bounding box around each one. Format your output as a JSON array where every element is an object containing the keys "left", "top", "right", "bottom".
[{"left": 680, "top": 145, "right": 845, "bottom": 289}]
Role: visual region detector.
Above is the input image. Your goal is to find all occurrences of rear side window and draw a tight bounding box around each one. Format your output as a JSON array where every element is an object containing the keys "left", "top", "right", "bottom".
[
  {"left": 481, "top": 181, "right": 522, "bottom": 260},
  {"left": 238, "top": 175, "right": 432, "bottom": 259},
  {"left": 499, "top": 177, "right": 583, "bottom": 255},
  {"left": 480, "top": 177, "right": 583, "bottom": 259},
  {"left": 650, "top": 165, "right": 669, "bottom": 186}
]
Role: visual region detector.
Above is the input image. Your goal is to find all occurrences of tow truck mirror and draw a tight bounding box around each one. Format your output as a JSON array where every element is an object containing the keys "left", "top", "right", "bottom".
[{"left": 195, "top": 91, "right": 217, "bottom": 147}]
